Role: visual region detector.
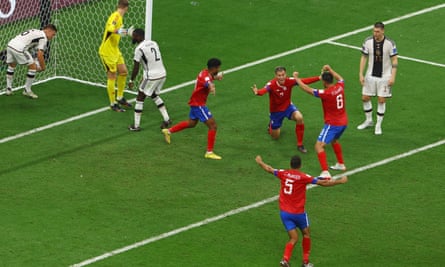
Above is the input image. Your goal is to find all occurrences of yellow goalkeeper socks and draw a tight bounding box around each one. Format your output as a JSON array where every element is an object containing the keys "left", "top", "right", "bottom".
[
  {"left": 107, "top": 79, "right": 116, "bottom": 105},
  {"left": 116, "top": 74, "right": 127, "bottom": 100}
]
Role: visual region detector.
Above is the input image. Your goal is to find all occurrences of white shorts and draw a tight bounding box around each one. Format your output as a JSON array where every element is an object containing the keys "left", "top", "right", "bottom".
[
  {"left": 362, "top": 75, "right": 392, "bottom": 97},
  {"left": 139, "top": 77, "right": 166, "bottom": 96},
  {"left": 6, "top": 47, "right": 34, "bottom": 65}
]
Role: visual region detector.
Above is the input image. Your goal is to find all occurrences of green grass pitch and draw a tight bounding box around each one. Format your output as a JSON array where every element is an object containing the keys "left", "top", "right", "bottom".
[{"left": 1, "top": 0, "right": 445, "bottom": 266}]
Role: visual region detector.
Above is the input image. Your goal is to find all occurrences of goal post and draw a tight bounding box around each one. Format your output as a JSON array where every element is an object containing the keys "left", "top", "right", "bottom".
[{"left": 0, "top": 0, "right": 152, "bottom": 93}]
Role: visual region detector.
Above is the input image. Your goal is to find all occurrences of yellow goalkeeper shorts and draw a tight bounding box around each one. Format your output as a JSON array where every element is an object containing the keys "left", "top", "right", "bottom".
[{"left": 99, "top": 52, "right": 125, "bottom": 73}]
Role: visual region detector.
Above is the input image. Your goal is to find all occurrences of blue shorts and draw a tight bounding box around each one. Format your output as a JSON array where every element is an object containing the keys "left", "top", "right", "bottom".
[
  {"left": 317, "top": 124, "right": 347, "bottom": 144},
  {"left": 270, "top": 104, "right": 298, "bottom": 129},
  {"left": 280, "top": 211, "right": 310, "bottom": 231},
  {"left": 189, "top": 106, "right": 213, "bottom": 122}
]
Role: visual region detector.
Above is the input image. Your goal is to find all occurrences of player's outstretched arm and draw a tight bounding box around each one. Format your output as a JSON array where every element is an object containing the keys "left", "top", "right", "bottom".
[
  {"left": 252, "top": 84, "right": 268, "bottom": 96},
  {"left": 316, "top": 176, "right": 348, "bottom": 187},
  {"left": 36, "top": 50, "right": 46, "bottom": 71},
  {"left": 323, "top": 65, "right": 343, "bottom": 81},
  {"left": 255, "top": 155, "right": 274, "bottom": 174},
  {"left": 293, "top": 72, "right": 314, "bottom": 95},
  {"left": 128, "top": 60, "right": 140, "bottom": 89}
]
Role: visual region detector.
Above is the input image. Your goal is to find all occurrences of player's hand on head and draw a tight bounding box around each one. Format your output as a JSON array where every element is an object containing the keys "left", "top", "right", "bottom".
[{"left": 323, "top": 65, "right": 331, "bottom": 72}]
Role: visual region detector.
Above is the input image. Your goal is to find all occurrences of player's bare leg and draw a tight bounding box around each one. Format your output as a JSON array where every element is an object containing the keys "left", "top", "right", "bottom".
[
  {"left": 204, "top": 118, "right": 221, "bottom": 160},
  {"left": 5, "top": 62, "right": 16, "bottom": 96},
  {"left": 300, "top": 227, "right": 313, "bottom": 267},
  {"left": 22, "top": 63, "right": 38, "bottom": 99},
  {"left": 375, "top": 96, "right": 386, "bottom": 135},
  {"left": 315, "top": 141, "right": 331, "bottom": 178},
  {"left": 329, "top": 139, "right": 346, "bottom": 171},
  {"left": 162, "top": 119, "right": 197, "bottom": 144},
  {"left": 292, "top": 111, "right": 307, "bottom": 153},
  {"left": 270, "top": 128, "right": 281, "bottom": 139},
  {"left": 357, "top": 95, "right": 374, "bottom": 130},
  {"left": 129, "top": 91, "right": 146, "bottom": 131},
  {"left": 116, "top": 63, "right": 132, "bottom": 108},
  {"left": 281, "top": 228, "right": 298, "bottom": 267}
]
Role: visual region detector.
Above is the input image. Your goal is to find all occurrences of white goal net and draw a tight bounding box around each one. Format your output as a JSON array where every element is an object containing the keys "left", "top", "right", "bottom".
[{"left": 0, "top": 0, "right": 146, "bottom": 92}]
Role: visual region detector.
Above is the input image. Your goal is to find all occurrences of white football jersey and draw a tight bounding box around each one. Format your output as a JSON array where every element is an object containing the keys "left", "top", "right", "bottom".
[
  {"left": 8, "top": 29, "right": 48, "bottom": 53},
  {"left": 362, "top": 36, "right": 398, "bottom": 78},
  {"left": 134, "top": 40, "right": 166, "bottom": 80}
]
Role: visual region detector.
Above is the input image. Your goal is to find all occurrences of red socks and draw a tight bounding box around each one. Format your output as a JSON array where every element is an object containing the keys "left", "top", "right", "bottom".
[
  {"left": 169, "top": 121, "right": 189, "bottom": 133},
  {"left": 283, "top": 242, "right": 295, "bottom": 262},
  {"left": 317, "top": 150, "right": 329, "bottom": 171},
  {"left": 295, "top": 123, "right": 305, "bottom": 146},
  {"left": 302, "top": 237, "right": 311, "bottom": 264},
  {"left": 207, "top": 129, "right": 217, "bottom": 152},
  {"left": 332, "top": 142, "right": 344, "bottom": 164}
]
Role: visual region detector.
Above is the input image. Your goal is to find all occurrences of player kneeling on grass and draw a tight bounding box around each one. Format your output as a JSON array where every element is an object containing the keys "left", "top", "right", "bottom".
[
  {"left": 162, "top": 58, "right": 223, "bottom": 160},
  {"left": 4, "top": 24, "right": 57, "bottom": 99},
  {"left": 294, "top": 65, "right": 348, "bottom": 178},
  {"left": 128, "top": 28, "right": 171, "bottom": 131},
  {"left": 252, "top": 67, "right": 320, "bottom": 153},
  {"left": 255, "top": 155, "right": 347, "bottom": 267}
]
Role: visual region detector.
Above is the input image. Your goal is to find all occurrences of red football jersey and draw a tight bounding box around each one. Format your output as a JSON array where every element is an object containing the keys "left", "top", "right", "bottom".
[
  {"left": 274, "top": 169, "right": 316, "bottom": 214},
  {"left": 263, "top": 77, "right": 297, "bottom": 112},
  {"left": 314, "top": 81, "right": 348, "bottom": 126},
  {"left": 188, "top": 69, "right": 214, "bottom": 106}
]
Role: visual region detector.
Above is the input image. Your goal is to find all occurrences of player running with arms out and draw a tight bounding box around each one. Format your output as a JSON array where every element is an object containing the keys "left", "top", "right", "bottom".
[
  {"left": 99, "top": 0, "right": 134, "bottom": 112},
  {"left": 128, "top": 28, "right": 171, "bottom": 131},
  {"left": 5, "top": 24, "right": 57, "bottom": 99},
  {"left": 357, "top": 22, "right": 398, "bottom": 135},
  {"left": 294, "top": 65, "right": 348, "bottom": 178},
  {"left": 162, "top": 58, "right": 223, "bottom": 160},
  {"left": 252, "top": 67, "right": 320, "bottom": 153},
  {"left": 255, "top": 155, "right": 347, "bottom": 267}
]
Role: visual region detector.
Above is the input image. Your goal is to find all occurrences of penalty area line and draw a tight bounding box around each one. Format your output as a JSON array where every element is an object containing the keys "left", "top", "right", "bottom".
[{"left": 70, "top": 138, "right": 445, "bottom": 267}]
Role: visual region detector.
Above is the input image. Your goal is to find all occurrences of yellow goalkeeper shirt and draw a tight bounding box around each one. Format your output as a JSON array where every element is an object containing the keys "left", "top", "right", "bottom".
[{"left": 99, "top": 11, "right": 123, "bottom": 59}]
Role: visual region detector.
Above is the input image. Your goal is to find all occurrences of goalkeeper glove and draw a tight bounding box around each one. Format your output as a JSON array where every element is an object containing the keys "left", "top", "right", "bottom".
[
  {"left": 116, "top": 27, "right": 127, "bottom": 36},
  {"left": 127, "top": 26, "right": 135, "bottom": 37}
]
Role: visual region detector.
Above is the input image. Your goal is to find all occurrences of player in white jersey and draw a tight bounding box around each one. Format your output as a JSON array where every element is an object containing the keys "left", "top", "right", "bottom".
[
  {"left": 357, "top": 22, "right": 398, "bottom": 135},
  {"left": 4, "top": 24, "right": 57, "bottom": 99},
  {"left": 128, "top": 28, "right": 171, "bottom": 131}
]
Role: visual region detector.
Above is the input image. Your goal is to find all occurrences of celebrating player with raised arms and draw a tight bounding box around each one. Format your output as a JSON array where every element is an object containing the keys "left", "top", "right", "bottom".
[
  {"left": 162, "top": 58, "right": 223, "bottom": 160},
  {"left": 128, "top": 28, "right": 171, "bottom": 131},
  {"left": 99, "top": 0, "right": 133, "bottom": 112},
  {"left": 295, "top": 65, "right": 348, "bottom": 178},
  {"left": 5, "top": 24, "right": 57, "bottom": 98},
  {"left": 255, "top": 155, "right": 347, "bottom": 267},
  {"left": 252, "top": 67, "right": 320, "bottom": 153}
]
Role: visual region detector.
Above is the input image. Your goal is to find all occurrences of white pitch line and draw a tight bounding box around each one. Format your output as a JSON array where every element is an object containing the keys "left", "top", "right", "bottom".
[
  {"left": 327, "top": 40, "right": 445, "bottom": 68},
  {"left": 70, "top": 138, "right": 445, "bottom": 267},
  {"left": 2, "top": 3, "right": 444, "bottom": 145}
]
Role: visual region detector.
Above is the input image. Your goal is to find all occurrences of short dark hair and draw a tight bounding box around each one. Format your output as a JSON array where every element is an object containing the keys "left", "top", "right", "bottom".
[
  {"left": 275, "top": 66, "right": 286, "bottom": 73},
  {"left": 207, "top": 58, "right": 221, "bottom": 69},
  {"left": 44, "top": 24, "right": 57, "bottom": 32},
  {"left": 290, "top": 155, "right": 301, "bottom": 169},
  {"left": 118, "top": 0, "right": 129, "bottom": 8},
  {"left": 374, "top": 22, "right": 385, "bottom": 29},
  {"left": 321, "top": 72, "right": 334, "bottom": 84},
  {"left": 133, "top": 28, "right": 144, "bottom": 38}
]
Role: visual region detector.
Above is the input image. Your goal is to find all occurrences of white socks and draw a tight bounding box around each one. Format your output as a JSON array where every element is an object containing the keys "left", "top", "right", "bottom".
[{"left": 363, "top": 101, "right": 373, "bottom": 122}]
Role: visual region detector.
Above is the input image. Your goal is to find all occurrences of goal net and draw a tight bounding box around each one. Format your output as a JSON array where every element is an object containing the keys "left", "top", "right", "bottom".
[{"left": 0, "top": 0, "right": 146, "bottom": 92}]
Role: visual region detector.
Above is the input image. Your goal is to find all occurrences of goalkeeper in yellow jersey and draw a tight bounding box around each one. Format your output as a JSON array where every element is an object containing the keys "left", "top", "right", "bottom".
[{"left": 99, "top": 0, "right": 133, "bottom": 112}]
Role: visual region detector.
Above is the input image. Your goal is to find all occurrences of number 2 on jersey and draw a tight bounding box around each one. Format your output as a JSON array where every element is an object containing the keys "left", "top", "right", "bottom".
[
  {"left": 150, "top": 47, "right": 160, "bottom": 61},
  {"left": 284, "top": 179, "right": 294, "bottom": 195}
]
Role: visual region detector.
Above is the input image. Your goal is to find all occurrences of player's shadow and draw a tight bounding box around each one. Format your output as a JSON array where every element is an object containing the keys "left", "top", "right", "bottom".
[{"left": 0, "top": 131, "right": 129, "bottom": 177}]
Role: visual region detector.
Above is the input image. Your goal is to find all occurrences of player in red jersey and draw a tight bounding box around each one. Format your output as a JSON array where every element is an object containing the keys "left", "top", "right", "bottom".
[
  {"left": 252, "top": 66, "right": 320, "bottom": 153},
  {"left": 295, "top": 65, "right": 348, "bottom": 178},
  {"left": 255, "top": 155, "right": 347, "bottom": 267},
  {"left": 161, "top": 58, "right": 223, "bottom": 160}
]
